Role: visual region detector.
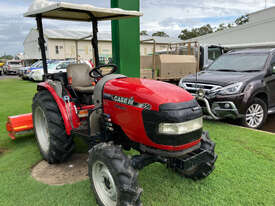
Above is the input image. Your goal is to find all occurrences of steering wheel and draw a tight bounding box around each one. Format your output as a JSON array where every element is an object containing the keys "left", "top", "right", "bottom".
[{"left": 89, "top": 64, "right": 118, "bottom": 78}]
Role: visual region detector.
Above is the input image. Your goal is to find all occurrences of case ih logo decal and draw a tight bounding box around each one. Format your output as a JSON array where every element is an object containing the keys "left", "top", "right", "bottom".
[
  {"left": 104, "top": 94, "right": 152, "bottom": 110},
  {"left": 113, "top": 96, "right": 134, "bottom": 105}
]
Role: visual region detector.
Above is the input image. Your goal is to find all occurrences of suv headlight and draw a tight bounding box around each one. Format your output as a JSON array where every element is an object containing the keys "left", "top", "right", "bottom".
[
  {"left": 216, "top": 82, "right": 243, "bottom": 95},
  {"left": 159, "top": 117, "right": 203, "bottom": 135}
]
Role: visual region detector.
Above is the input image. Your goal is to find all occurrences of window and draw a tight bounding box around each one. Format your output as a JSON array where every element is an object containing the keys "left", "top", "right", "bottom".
[
  {"left": 208, "top": 54, "right": 268, "bottom": 72},
  {"left": 208, "top": 48, "right": 222, "bottom": 61},
  {"left": 55, "top": 46, "right": 59, "bottom": 54}
]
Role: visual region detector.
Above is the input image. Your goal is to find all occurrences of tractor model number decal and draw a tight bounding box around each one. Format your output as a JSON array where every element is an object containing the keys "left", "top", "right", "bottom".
[{"left": 104, "top": 94, "right": 152, "bottom": 110}]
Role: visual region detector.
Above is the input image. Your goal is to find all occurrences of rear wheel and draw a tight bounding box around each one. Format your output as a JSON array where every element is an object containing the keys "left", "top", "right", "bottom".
[
  {"left": 88, "top": 142, "right": 142, "bottom": 206},
  {"left": 32, "top": 90, "right": 74, "bottom": 163},
  {"left": 242, "top": 98, "right": 267, "bottom": 129}
]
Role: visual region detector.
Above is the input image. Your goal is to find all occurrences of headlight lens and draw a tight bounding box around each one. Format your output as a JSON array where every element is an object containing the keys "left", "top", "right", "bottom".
[
  {"left": 159, "top": 117, "right": 203, "bottom": 135},
  {"left": 216, "top": 82, "right": 243, "bottom": 95}
]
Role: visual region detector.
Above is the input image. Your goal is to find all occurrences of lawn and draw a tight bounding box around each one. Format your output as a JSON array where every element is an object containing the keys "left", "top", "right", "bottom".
[{"left": 0, "top": 78, "right": 275, "bottom": 206}]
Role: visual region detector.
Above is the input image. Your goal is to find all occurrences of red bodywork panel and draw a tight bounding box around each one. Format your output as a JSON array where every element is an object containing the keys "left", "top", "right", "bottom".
[
  {"left": 103, "top": 78, "right": 200, "bottom": 151},
  {"left": 6, "top": 77, "right": 201, "bottom": 152},
  {"left": 38, "top": 82, "right": 80, "bottom": 135},
  {"left": 6, "top": 113, "right": 33, "bottom": 140}
]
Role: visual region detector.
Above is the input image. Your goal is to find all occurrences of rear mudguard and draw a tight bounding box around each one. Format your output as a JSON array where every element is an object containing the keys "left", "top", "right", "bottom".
[{"left": 37, "top": 82, "right": 80, "bottom": 135}]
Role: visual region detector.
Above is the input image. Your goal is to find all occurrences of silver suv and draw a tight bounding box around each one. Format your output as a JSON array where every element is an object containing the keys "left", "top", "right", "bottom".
[{"left": 3, "top": 60, "right": 23, "bottom": 75}]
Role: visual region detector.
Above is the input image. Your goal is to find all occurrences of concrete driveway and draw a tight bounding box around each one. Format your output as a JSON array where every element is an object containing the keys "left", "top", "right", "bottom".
[{"left": 0, "top": 74, "right": 20, "bottom": 80}]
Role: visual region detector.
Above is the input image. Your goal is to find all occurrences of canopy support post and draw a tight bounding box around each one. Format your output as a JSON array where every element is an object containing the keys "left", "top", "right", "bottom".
[
  {"left": 90, "top": 16, "right": 99, "bottom": 67},
  {"left": 36, "top": 15, "right": 48, "bottom": 76}
]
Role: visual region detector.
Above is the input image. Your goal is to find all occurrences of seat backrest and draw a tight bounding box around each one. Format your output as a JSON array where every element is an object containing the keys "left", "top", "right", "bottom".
[{"left": 67, "top": 63, "right": 93, "bottom": 88}]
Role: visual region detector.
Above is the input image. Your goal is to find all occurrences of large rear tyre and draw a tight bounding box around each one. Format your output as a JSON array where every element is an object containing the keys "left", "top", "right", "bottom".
[
  {"left": 88, "top": 142, "right": 142, "bottom": 206},
  {"left": 32, "top": 90, "right": 74, "bottom": 163},
  {"left": 169, "top": 132, "right": 217, "bottom": 180}
]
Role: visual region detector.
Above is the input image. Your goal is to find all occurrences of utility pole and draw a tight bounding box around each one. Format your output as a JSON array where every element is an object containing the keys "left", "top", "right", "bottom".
[{"left": 265, "top": 0, "right": 267, "bottom": 8}]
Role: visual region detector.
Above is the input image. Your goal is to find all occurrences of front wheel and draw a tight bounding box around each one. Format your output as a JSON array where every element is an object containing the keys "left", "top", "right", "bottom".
[
  {"left": 88, "top": 142, "right": 142, "bottom": 206},
  {"left": 242, "top": 98, "right": 267, "bottom": 129}
]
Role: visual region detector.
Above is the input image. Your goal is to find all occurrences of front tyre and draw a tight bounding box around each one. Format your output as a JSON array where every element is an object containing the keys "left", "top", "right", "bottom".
[
  {"left": 88, "top": 142, "right": 142, "bottom": 206},
  {"left": 32, "top": 90, "right": 74, "bottom": 163},
  {"left": 242, "top": 98, "right": 267, "bottom": 129}
]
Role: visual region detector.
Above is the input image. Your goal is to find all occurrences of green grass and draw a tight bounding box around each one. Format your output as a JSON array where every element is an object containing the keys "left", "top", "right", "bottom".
[{"left": 0, "top": 79, "right": 275, "bottom": 206}]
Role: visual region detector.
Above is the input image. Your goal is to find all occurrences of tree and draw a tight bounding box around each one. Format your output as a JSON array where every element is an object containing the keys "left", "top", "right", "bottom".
[
  {"left": 140, "top": 30, "right": 148, "bottom": 36},
  {"left": 0, "top": 55, "right": 13, "bottom": 60},
  {"left": 198, "top": 24, "right": 213, "bottom": 35},
  {"left": 235, "top": 15, "right": 249, "bottom": 25},
  {"left": 215, "top": 23, "right": 228, "bottom": 32},
  {"left": 177, "top": 14, "right": 249, "bottom": 40},
  {"left": 152, "top": 31, "right": 169, "bottom": 37},
  {"left": 178, "top": 24, "right": 214, "bottom": 40}
]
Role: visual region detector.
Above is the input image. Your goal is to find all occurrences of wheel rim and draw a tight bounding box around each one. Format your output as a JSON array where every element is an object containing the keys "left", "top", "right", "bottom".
[
  {"left": 34, "top": 106, "right": 50, "bottom": 153},
  {"left": 245, "top": 103, "right": 264, "bottom": 128},
  {"left": 92, "top": 161, "right": 117, "bottom": 206}
]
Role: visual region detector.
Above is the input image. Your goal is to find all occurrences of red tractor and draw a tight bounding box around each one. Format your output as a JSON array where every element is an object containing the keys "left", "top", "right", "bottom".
[{"left": 23, "top": 1, "right": 217, "bottom": 206}]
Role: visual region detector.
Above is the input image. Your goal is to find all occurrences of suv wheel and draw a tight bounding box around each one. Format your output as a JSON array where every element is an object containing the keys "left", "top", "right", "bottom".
[{"left": 242, "top": 98, "right": 267, "bottom": 129}]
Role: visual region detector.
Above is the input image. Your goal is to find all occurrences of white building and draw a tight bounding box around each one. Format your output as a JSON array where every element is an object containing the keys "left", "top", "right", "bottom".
[
  {"left": 23, "top": 29, "right": 183, "bottom": 62},
  {"left": 186, "top": 6, "right": 275, "bottom": 49}
]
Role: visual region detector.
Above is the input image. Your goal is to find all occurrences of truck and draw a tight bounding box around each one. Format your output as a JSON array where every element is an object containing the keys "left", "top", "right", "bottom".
[{"left": 140, "top": 40, "right": 225, "bottom": 81}]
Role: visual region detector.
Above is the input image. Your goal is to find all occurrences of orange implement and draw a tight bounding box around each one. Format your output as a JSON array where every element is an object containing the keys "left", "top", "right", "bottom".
[{"left": 6, "top": 113, "right": 33, "bottom": 140}]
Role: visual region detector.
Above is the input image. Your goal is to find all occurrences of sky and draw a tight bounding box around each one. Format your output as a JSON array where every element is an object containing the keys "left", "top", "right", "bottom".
[{"left": 0, "top": 0, "right": 275, "bottom": 55}]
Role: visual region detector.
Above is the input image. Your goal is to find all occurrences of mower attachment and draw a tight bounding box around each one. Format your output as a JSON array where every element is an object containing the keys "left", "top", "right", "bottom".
[{"left": 6, "top": 113, "right": 33, "bottom": 140}]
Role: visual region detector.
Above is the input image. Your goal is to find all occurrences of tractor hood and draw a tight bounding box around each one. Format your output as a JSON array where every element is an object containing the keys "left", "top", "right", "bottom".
[{"left": 103, "top": 77, "right": 195, "bottom": 111}]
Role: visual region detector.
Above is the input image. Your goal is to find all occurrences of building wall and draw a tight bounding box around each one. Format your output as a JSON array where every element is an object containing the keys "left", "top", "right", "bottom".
[
  {"left": 98, "top": 41, "right": 112, "bottom": 58},
  {"left": 24, "top": 30, "right": 178, "bottom": 60},
  {"left": 64, "top": 40, "right": 77, "bottom": 59},
  {"left": 23, "top": 29, "right": 47, "bottom": 60},
  {"left": 140, "top": 43, "right": 169, "bottom": 55}
]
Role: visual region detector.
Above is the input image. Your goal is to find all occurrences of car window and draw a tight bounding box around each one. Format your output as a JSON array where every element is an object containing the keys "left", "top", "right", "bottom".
[
  {"left": 208, "top": 48, "right": 222, "bottom": 61},
  {"left": 270, "top": 54, "right": 275, "bottom": 65},
  {"left": 48, "top": 62, "right": 60, "bottom": 70},
  {"left": 207, "top": 54, "right": 269, "bottom": 72},
  {"left": 9, "top": 61, "right": 21, "bottom": 65},
  {"left": 31, "top": 61, "right": 41, "bottom": 67}
]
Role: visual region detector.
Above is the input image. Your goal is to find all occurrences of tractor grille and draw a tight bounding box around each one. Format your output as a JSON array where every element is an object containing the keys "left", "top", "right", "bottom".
[{"left": 142, "top": 99, "right": 203, "bottom": 146}]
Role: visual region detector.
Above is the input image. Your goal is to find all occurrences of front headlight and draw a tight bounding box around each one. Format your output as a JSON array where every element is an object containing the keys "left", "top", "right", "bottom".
[
  {"left": 159, "top": 117, "right": 203, "bottom": 135},
  {"left": 216, "top": 82, "right": 243, "bottom": 95}
]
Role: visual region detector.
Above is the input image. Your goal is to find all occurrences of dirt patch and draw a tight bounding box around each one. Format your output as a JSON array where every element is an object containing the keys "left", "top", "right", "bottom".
[
  {"left": 261, "top": 114, "right": 275, "bottom": 133},
  {"left": 31, "top": 153, "right": 89, "bottom": 185},
  {"left": 0, "top": 148, "right": 8, "bottom": 156}
]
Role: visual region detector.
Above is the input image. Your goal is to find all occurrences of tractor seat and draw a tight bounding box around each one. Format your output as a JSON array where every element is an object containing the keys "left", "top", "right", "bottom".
[{"left": 67, "top": 63, "right": 94, "bottom": 94}]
